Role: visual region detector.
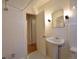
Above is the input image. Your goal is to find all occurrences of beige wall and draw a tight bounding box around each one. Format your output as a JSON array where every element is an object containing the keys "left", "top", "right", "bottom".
[
  {"left": 45, "top": 11, "right": 55, "bottom": 37},
  {"left": 36, "top": 0, "right": 76, "bottom": 59},
  {"left": 36, "top": 11, "right": 46, "bottom": 56},
  {"left": 36, "top": 0, "right": 70, "bottom": 38},
  {"left": 37, "top": 0, "right": 70, "bottom": 14}
]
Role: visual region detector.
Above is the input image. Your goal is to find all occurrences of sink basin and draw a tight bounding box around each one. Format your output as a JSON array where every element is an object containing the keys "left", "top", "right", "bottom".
[{"left": 46, "top": 37, "right": 64, "bottom": 45}]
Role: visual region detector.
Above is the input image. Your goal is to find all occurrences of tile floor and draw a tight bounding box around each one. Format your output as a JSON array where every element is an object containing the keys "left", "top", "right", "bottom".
[
  {"left": 27, "top": 50, "right": 76, "bottom": 59},
  {"left": 27, "top": 51, "right": 51, "bottom": 59}
]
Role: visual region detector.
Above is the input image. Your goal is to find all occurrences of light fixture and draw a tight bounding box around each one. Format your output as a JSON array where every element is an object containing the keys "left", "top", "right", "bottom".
[
  {"left": 65, "top": 15, "right": 69, "bottom": 19},
  {"left": 48, "top": 19, "right": 51, "bottom": 22},
  {"left": 64, "top": 10, "right": 72, "bottom": 17},
  {"left": 64, "top": 10, "right": 72, "bottom": 20}
]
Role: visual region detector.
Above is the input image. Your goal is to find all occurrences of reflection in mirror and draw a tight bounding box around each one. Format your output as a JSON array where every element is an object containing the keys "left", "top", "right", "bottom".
[
  {"left": 52, "top": 16, "right": 65, "bottom": 28},
  {"left": 52, "top": 9, "right": 65, "bottom": 28}
]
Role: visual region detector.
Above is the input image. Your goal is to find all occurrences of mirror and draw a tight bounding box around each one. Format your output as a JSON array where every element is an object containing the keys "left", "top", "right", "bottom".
[{"left": 52, "top": 9, "right": 65, "bottom": 28}]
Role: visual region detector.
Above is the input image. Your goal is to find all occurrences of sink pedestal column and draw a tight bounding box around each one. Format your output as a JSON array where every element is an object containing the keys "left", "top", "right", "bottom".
[{"left": 58, "top": 44, "right": 64, "bottom": 59}]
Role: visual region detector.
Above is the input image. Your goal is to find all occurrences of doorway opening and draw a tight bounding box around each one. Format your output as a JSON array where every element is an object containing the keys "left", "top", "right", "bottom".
[{"left": 26, "top": 14, "right": 37, "bottom": 54}]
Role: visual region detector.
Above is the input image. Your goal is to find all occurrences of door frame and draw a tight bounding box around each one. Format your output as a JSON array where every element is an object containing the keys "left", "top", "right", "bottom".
[{"left": 26, "top": 13, "right": 37, "bottom": 54}]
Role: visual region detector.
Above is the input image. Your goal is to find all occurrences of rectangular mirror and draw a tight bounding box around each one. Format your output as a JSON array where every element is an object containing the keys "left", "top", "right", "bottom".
[
  {"left": 52, "top": 16, "right": 65, "bottom": 28},
  {"left": 52, "top": 9, "right": 65, "bottom": 28}
]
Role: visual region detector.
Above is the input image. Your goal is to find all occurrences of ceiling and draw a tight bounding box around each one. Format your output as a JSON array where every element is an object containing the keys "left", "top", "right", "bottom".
[
  {"left": 2, "top": 0, "right": 76, "bottom": 14},
  {"left": 2, "top": 0, "right": 50, "bottom": 10}
]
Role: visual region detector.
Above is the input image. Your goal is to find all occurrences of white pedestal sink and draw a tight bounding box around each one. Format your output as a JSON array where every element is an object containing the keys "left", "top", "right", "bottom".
[
  {"left": 46, "top": 37, "right": 64, "bottom": 59},
  {"left": 46, "top": 37, "right": 64, "bottom": 45}
]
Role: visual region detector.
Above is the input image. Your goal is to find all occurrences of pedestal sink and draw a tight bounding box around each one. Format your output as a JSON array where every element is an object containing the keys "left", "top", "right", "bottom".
[
  {"left": 46, "top": 37, "right": 64, "bottom": 59},
  {"left": 46, "top": 37, "right": 64, "bottom": 45}
]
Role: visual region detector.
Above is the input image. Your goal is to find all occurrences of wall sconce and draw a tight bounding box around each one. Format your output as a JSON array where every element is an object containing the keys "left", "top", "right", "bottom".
[
  {"left": 48, "top": 19, "right": 51, "bottom": 22},
  {"left": 64, "top": 10, "right": 72, "bottom": 20},
  {"left": 65, "top": 15, "right": 69, "bottom": 19}
]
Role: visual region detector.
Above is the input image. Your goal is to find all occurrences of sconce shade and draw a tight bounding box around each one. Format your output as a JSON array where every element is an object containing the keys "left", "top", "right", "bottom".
[
  {"left": 65, "top": 15, "right": 69, "bottom": 19},
  {"left": 48, "top": 19, "right": 51, "bottom": 22}
]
